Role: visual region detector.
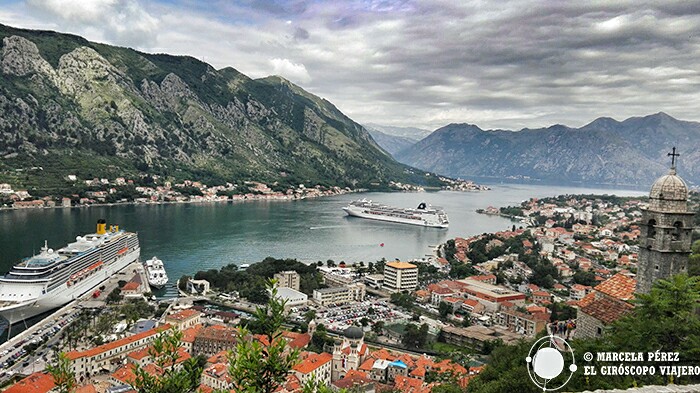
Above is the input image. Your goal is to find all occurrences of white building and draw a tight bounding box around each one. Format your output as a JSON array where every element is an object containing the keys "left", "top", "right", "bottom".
[
  {"left": 382, "top": 261, "right": 418, "bottom": 293},
  {"left": 274, "top": 287, "right": 308, "bottom": 310},
  {"left": 312, "top": 283, "right": 366, "bottom": 306},
  {"left": 274, "top": 270, "right": 301, "bottom": 291},
  {"left": 364, "top": 274, "right": 384, "bottom": 289}
]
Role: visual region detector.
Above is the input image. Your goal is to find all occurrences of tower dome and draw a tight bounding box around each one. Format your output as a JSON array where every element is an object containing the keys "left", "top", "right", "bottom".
[
  {"left": 648, "top": 168, "right": 688, "bottom": 212},
  {"left": 343, "top": 326, "right": 364, "bottom": 340}
]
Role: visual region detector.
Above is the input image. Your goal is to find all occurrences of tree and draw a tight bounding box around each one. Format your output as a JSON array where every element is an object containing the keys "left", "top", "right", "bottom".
[
  {"left": 390, "top": 292, "right": 415, "bottom": 309},
  {"left": 106, "top": 287, "right": 123, "bottom": 304},
  {"left": 548, "top": 302, "right": 576, "bottom": 322},
  {"left": 304, "top": 310, "right": 317, "bottom": 324},
  {"left": 131, "top": 328, "right": 205, "bottom": 393},
  {"left": 402, "top": 323, "right": 429, "bottom": 349},
  {"left": 46, "top": 352, "right": 76, "bottom": 393},
  {"left": 608, "top": 274, "right": 700, "bottom": 361},
  {"left": 439, "top": 301, "right": 452, "bottom": 318},
  {"left": 178, "top": 275, "right": 191, "bottom": 291},
  {"left": 572, "top": 270, "right": 597, "bottom": 286},
  {"left": 227, "top": 280, "right": 301, "bottom": 393},
  {"left": 467, "top": 274, "right": 700, "bottom": 392},
  {"left": 372, "top": 321, "right": 385, "bottom": 334}
]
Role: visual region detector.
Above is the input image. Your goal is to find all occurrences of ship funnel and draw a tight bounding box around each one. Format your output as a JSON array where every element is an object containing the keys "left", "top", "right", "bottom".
[{"left": 96, "top": 219, "right": 107, "bottom": 235}]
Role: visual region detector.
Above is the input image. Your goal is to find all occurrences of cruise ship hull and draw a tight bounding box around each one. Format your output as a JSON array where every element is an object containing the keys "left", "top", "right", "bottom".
[
  {"left": 0, "top": 248, "right": 139, "bottom": 324},
  {"left": 343, "top": 206, "right": 449, "bottom": 228}
]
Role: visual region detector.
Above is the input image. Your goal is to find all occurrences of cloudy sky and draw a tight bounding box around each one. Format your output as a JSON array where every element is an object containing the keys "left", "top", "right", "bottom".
[{"left": 1, "top": 0, "right": 700, "bottom": 131}]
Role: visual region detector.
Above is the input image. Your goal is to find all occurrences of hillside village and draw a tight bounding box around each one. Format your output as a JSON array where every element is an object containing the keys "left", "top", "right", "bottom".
[{"left": 8, "top": 188, "right": 698, "bottom": 393}]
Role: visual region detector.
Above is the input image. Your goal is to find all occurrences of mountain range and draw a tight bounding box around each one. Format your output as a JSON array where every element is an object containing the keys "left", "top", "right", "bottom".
[
  {"left": 0, "top": 24, "right": 439, "bottom": 193},
  {"left": 364, "top": 124, "right": 427, "bottom": 156},
  {"left": 396, "top": 113, "right": 700, "bottom": 186}
]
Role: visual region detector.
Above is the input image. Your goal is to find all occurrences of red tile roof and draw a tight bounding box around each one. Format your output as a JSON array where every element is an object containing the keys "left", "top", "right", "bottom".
[
  {"left": 75, "top": 385, "right": 98, "bottom": 393},
  {"left": 166, "top": 308, "right": 202, "bottom": 321},
  {"left": 471, "top": 274, "right": 496, "bottom": 282},
  {"left": 207, "top": 350, "right": 230, "bottom": 365},
  {"left": 66, "top": 324, "right": 171, "bottom": 360},
  {"left": 4, "top": 372, "right": 55, "bottom": 393},
  {"left": 577, "top": 292, "right": 596, "bottom": 308},
  {"left": 122, "top": 282, "right": 140, "bottom": 291},
  {"left": 594, "top": 273, "right": 636, "bottom": 301},
  {"left": 293, "top": 352, "right": 332, "bottom": 374},
  {"left": 182, "top": 323, "right": 204, "bottom": 343},
  {"left": 580, "top": 296, "right": 633, "bottom": 324}
]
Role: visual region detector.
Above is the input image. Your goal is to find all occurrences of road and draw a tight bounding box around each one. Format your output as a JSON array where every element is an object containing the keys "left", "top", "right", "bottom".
[{"left": 0, "top": 262, "right": 147, "bottom": 384}]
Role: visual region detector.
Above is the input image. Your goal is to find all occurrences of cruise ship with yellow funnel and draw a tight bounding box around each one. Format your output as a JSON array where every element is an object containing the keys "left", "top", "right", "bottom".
[{"left": 0, "top": 220, "right": 140, "bottom": 324}]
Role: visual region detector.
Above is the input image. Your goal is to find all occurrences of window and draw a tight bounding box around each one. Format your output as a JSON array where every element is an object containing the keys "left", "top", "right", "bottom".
[
  {"left": 647, "top": 219, "right": 656, "bottom": 239},
  {"left": 672, "top": 221, "right": 683, "bottom": 241}
]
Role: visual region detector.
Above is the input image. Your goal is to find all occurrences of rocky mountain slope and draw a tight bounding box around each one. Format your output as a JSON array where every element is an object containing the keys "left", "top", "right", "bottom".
[
  {"left": 0, "top": 24, "right": 438, "bottom": 192},
  {"left": 396, "top": 113, "right": 700, "bottom": 186},
  {"left": 365, "top": 125, "right": 418, "bottom": 156},
  {"left": 364, "top": 123, "right": 431, "bottom": 141}
]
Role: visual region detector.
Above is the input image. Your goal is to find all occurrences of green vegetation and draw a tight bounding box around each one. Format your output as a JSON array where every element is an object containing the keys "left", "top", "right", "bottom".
[
  {"left": 467, "top": 274, "right": 700, "bottom": 392},
  {"left": 226, "top": 281, "right": 301, "bottom": 393},
  {"left": 0, "top": 23, "right": 446, "bottom": 196},
  {"left": 46, "top": 353, "right": 77, "bottom": 393},
  {"left": 193, "top": 257, "right": 323, "bottom": 303},
  {"left": 130, "top": 328, "right": 206, "bottom": 393},
  {"left": 401, "top": 323, "right": 430, "bottom": 348},
  {"left": 690, "top": 240, "right": 700, "bottom": 277},
  {"left": 389, "top": 292, "right": 415, "bottom": 309}
]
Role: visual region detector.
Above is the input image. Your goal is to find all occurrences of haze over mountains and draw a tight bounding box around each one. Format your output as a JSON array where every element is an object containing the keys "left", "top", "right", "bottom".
[
  {"left": 364, "top": 124, "right": 430, "bottom": 156},
  {"left": 0, "top": 23, "right": 697, "bottom": 191},
  {"left": 0, "top": 24, "right": 440, "bottom": 191},
  {"left": 396, "top": 113, "right": 700, "bottom": 186}
]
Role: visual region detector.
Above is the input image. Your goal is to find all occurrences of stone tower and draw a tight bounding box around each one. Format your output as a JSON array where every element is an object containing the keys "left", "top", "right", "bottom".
[{"left": 636, "top": 149, "right": 695, "bottom": 293}]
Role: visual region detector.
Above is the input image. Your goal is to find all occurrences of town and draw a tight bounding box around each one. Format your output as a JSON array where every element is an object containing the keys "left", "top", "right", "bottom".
[
  {"left": 0, "top": 175, "right": 486, "bottom": 210},
  {"left": 1, "top": 176, "right": 698, "bottom": 393}
]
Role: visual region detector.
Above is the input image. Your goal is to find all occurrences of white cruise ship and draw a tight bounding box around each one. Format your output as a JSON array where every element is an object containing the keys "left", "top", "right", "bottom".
[
  {"left": 0, "top": 220, "right": 140, "bottom": 324},
  {"left": 144, "top": 257, "right": 168, "bottom": 289},
  {"left": 342, "top": 199, "right": 449, "bottom": 228}
]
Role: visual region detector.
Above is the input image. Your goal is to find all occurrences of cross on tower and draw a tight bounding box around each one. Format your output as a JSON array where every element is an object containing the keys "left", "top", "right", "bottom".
[{"left": 668, "top": 147, "right": 680, "bottom": 168}]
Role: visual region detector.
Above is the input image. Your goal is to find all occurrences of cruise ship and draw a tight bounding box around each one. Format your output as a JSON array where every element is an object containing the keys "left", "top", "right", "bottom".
[
  {"left": 144, "top": 257, "right": 168, "bottom": 289},
  {"left": 342, "top": 199, "right": 449, "bottom": 228},
  {"left": 0, "top": 220, "right": 140, "bottom": 324}
]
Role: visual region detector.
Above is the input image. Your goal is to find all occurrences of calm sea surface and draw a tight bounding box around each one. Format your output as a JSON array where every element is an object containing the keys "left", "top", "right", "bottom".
[{"left": 0, "top": 183, "right": 646, "bottom": 282}]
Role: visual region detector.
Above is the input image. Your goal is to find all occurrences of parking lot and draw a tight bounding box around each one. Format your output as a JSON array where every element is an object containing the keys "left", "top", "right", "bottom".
[
  {"left": 295, "top": 299, "right": 411, "bottom": 331},
  {"left": 0, "top": 310, "right": 79, "bottom": 381}
]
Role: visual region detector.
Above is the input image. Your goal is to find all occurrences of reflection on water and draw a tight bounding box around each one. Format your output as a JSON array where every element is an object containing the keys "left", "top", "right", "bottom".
[{"left": 0, "top": 183, "right": 645, "bottom": 283}]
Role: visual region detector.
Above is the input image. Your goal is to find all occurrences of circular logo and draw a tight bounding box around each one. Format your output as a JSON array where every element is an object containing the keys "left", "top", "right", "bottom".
[{"left": 526, "top": 335, "right": 577, "bottom": 391}]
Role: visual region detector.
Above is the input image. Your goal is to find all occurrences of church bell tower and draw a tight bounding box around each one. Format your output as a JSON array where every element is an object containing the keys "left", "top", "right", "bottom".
[{"left": 636, "top": 148, "right": 695, "bottom": 293}]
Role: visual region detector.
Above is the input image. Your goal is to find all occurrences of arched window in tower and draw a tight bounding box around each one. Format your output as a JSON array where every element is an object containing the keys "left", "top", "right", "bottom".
[
  {"left": 647, "top": 219, "right": 657, "bottom": 239},
  {"left": 672, "top": 221, "right": 683, "bottom": 241}
]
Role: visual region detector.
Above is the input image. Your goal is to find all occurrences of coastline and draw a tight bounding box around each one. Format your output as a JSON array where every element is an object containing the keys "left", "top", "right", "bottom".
[
  {"left": 0, "top": 186, "right": 492, "bottom": 213},
  {"left": 0, "top": 188, "right": 368, "bottom": 212}
]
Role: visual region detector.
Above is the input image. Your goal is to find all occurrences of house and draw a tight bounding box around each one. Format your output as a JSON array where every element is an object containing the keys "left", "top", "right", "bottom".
[
  {"left": 293, "top": 352, "right": 333, "bottom": 386},
  {"left": 569, "top": 284, "right": 592, "bottom": 301},
  {"left": 575, "top": 274, "right": 637, "bottom": 339}
]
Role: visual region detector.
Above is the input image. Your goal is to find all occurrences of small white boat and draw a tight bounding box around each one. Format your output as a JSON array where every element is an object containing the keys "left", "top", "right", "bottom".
[{"left": 144, "top": 257, "right": 168, "bottom": 289}]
